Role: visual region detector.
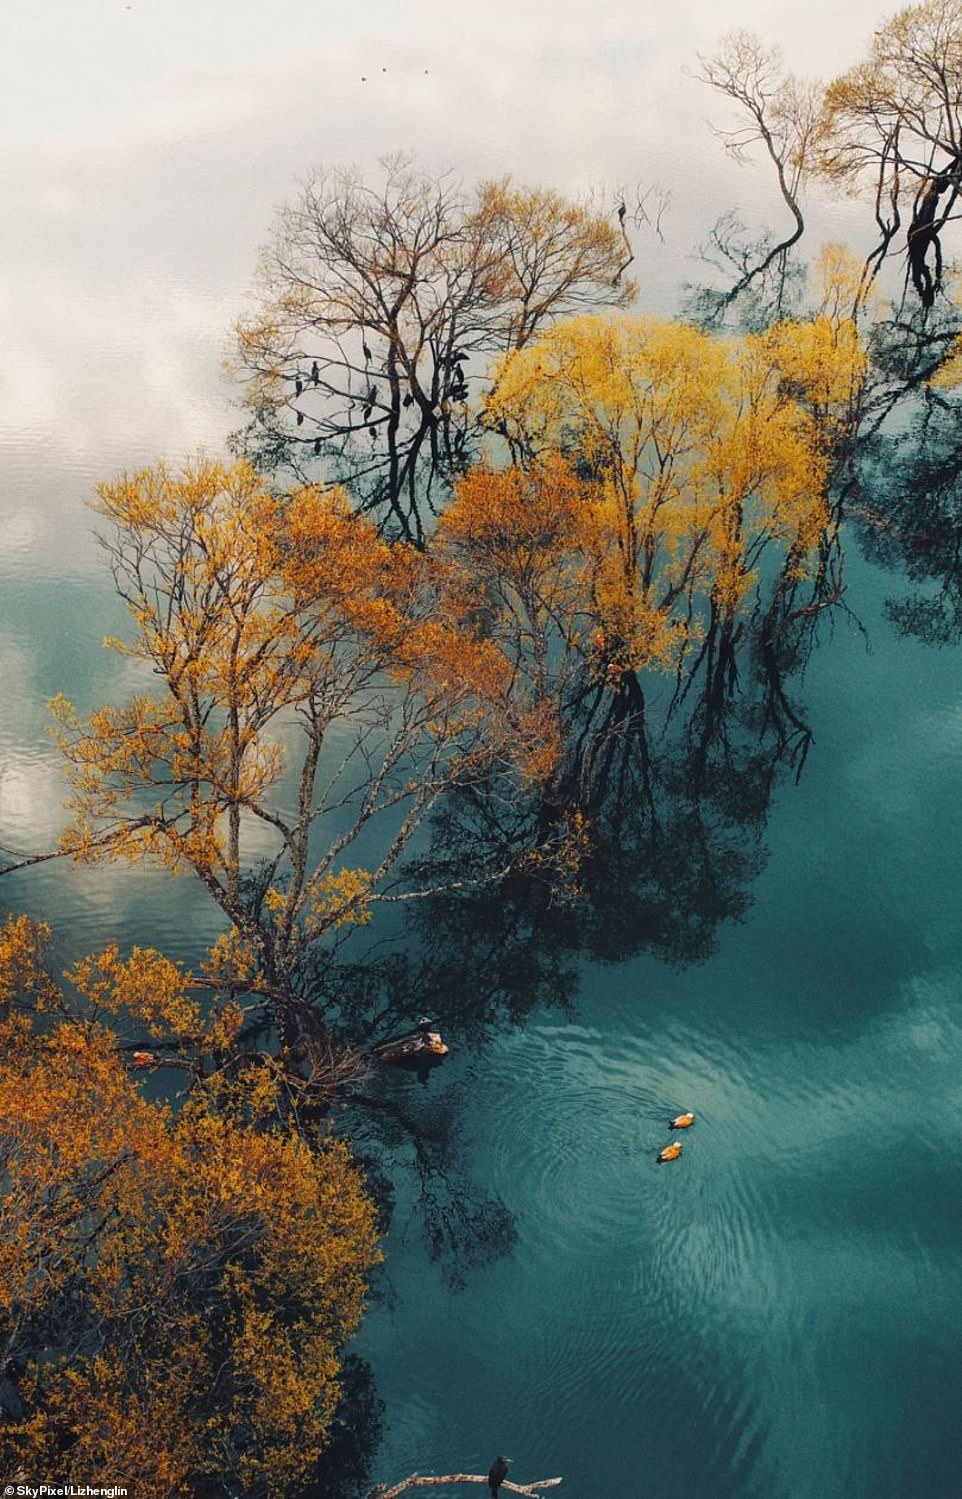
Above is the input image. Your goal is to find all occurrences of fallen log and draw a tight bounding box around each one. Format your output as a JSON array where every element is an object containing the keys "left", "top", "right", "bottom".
[{"left": 371, "top": 1476, "right": 562, "bottom": 1498}]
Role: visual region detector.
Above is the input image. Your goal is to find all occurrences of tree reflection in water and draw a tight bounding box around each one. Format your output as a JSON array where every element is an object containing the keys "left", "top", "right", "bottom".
[
  {"left": 304, "top": 558, "right": 839, "bottom": 1345},
  {"left": 855, "top": 397, "right": 962, "bottom": 645}
]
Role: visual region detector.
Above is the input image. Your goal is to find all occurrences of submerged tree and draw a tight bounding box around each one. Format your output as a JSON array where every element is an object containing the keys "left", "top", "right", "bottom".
[
  {"left": 408, "top": 296, "right": 866, "bottom": 972},
  {"left": 704, "top": 3, "right": 962, "bottom": 313},
  {"left": 479, "top": 303, "right": 863, "bottom": 690},
  {"left": 232, "top": 156, "right": 632, "bottom": 540},
  {"left": 817, "top": 0, "right": 962, "bottom": 309},
  {"left": 0, "top": 914, "right": 379, "bottom": 1499},
  {"left": 697, "top": 31, "right": 822, "bottom": 322},
  {"left": 48, "top": 458, "right": 557, "bottom": 1066}
]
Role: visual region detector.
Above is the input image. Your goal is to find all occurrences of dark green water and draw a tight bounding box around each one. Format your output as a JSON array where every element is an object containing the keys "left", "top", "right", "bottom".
[{"left": 5, "top": 523, "right": 961, "bottom": 1498}]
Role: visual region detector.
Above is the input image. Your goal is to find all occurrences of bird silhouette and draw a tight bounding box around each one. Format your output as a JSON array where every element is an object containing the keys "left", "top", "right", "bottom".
[
  {"left": 311, "top": 360, "right": 319, "bottom": 384},
  {"left": 488, "top": 1456, "right": 510, "bottom": 1495}
]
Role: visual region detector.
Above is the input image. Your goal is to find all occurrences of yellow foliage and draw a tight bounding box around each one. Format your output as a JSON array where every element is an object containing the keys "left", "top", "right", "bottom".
[
  {"left": 67, "top": 944, "right": 204, "bottom": 1040},
  {"left": 202, "top": 926, "right": 263, "bottom": 991},
  {"left": 308, "top": 866, "right": 374, "bottom": 929},
  {"left": 0, "top": 925, "right": 380, "bottom": 1497},
  {"left": 477, "top": 311, "right": 861, "bottom": 675},
  {"left": 52, "top": 457, "right": 554, "bottom": 972},
  {"left": 0, "top": 913, "right": 61, "bottom": 1013}
]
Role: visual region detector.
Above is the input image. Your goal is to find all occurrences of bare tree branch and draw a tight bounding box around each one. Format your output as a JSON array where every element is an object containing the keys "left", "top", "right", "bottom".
[{"left": 372, "top": 1474, "right": 563, "bottom": 1498}]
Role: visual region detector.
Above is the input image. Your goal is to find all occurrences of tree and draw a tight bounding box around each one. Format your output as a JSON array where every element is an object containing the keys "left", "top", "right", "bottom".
[
  {"left": 698, "top": 32, "right": 823, "bottom": 320},
  {"left": 232, "top": 156, "right": 633, "bottom": 540},
  {"left": 480, "top": 306, "right": 862, "bottom": 686},
  {"left": 0, "top": 914, "right": 380, "bottom": 1499},
  {"left": 815, "top": 0, "right": 962, "bottom": 307},
  {"left": 435, "top": 457, "right": 592, "bottom": 733},
  {"left": 50, "top": 458, "right": 552, "bottom": 1045},
  {"left": 415, "top": 299, "right": 864, "bottom": 984}
]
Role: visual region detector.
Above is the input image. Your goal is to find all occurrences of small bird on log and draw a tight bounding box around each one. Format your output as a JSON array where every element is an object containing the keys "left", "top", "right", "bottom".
[
  {"left": 670, "top": 1111, "right": 695, "bottom": 1129},
  {"left": 657, "top": 1141, "right": 682, "bottom": 1163},
  {"left": 131, "top": 1051, "right": 156, "bottom": 1067},
  {"left": 488, "top": 1456, "right": 510, "bottom": 1495}
]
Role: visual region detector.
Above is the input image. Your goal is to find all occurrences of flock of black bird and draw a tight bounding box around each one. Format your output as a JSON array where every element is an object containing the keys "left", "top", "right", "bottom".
[{"left": 360, "top": 66, "right": 430, "bottom": 81}]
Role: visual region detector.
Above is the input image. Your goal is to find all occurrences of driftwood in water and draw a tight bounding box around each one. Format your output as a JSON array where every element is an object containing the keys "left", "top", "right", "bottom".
[
  {"left": 371, "top": 1475, "right": 563, "bottom": 1498},
  {"left": 373, "top": 1019, "right": 449, "bottom": 1073}
]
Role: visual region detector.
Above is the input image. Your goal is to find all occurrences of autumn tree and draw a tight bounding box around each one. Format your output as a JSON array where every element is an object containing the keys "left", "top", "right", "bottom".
[
  {"left": 816, "top": 0, "right": 962, "bottom": 307},
  {"left": 48, "top": 458, "right": 555, "bottom": 1059},
  {"left": 435, "top": 457, "right": 592, "bottom": 735},
  {"left": 232, "top": 156, "right": 633, "bottom": 540},
  {"left": 0, "top": 913, "right": 380, "bottom": 1499},
  {"left": 413, "top": 295, "right": 864, "bottom": 985},
  {"left": 478, "top": 298, "right": 864, "bottom": 694},
  {"left": 706, "top": 3, "right": 962, "bottom": 311}
]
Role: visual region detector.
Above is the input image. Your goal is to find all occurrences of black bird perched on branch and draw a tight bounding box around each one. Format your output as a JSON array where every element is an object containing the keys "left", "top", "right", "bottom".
[
  {"left": 488, "top": 1456, "right": 510, "bottom": 1494},
  {"left": 310, "top": 360, "right": 319, "bottom": 384}
]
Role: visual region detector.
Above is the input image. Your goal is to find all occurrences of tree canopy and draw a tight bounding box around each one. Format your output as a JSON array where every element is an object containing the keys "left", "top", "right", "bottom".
[
  {"left": 477, "top": 305, "right": 862, "bottom": 681},
  {"left": 0, "top": 914, "right": 380, "bottom": 1498},
  {"left": 232, "top": 156, "right": 632, "bottom": 539},
  {"left": 51, "top": 458, "right": 554, "bottom": 1014},
  {"left": 701, "top": 4, "right": 962, "bottom": 313}
]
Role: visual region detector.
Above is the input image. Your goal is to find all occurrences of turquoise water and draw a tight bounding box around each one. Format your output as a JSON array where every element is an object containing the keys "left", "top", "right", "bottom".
[{"left": 348, "top": 559, "right": 962, "bottom": 1499}]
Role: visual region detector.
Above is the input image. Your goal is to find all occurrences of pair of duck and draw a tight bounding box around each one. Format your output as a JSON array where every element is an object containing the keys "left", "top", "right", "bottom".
[{"left": 657, "top": 1112, "right": 695, "bottom": 1163}]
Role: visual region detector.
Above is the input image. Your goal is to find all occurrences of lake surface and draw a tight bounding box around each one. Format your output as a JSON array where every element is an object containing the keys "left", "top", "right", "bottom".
[{"left": 3, "top": 5, "right": 962, "bottom": 1496}]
